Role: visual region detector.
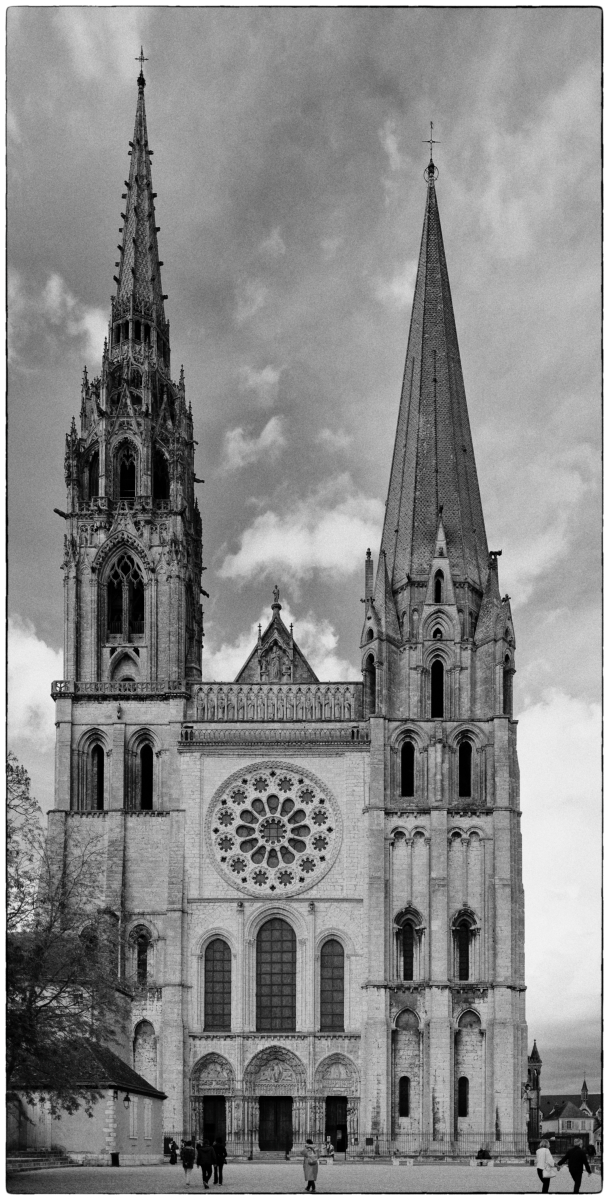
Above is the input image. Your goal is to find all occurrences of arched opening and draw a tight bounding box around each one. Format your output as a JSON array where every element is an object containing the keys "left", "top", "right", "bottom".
[
  {"left": 106, "top": 553, "right": 145, "bottom": 642},
  {"left": 143, "top": 323, "right": 150, "bottom": 345},
  {"left": 88, "top": 450, "right": 99, "bottom": 500},
  {"left": 117, "top": 446, "right": 136, "bottom": 499},
  {"left": 136, "top": 932, "right": 149, "bottom": 984},
  {"left": 457, "top": 921, "right": 471, "bottom": 981},
  {"left": 430, "top": 660, "right": 444, "bottom": 718},
  {"left": 204, "top": 939, "right": 231, "bottom": 1031},
  {"left": 398, "top": 1076, "right": 410, "bottom": 1118},
  {"left": 140, "top": 745, "right": 153, "bottom": 810},
  {"left": 457, "top": 1076, "right": 469, "bottom": 1118},
  {"left": 129, "top": 575, "right": 145, "bottom": 637},
  {"left": 503, "top": 657, "right": 513, "bottom": 717},
  {"left": 320, "top": 939, "right": 344, "bottom": 1031},
  {"left": 458, "top": 741, "right": 472, "bottom": 797},
  {"left": 134, "top": 320, "right": 141, "bottom": 342},
  {"left": 402, "top": 923, "right": 415, "bottom": 981},
  {"left": 91, "top": 744, "right": 104, "bottom": 811},
  {"left": 364, "top": 655, "right": 376, "bottom": 716},
  {"left": 256, "top": 918, "right": 296, "bottom": 1032},
  {"left": 366, "top": 627, "right": 374, "bottom": 641},
  {"left": 133, "top": 1019, "right": 157, "bottom": 1087},
  {"left": 434, "top": 570, "right": 444, "bottom": 604},
  {"left": 122, "top": 320, "right": 129, "bottom": 341},
  {"left": 152, "top": 449, "right": 170, "bottom": 501},
  {"left": 400, "top": 742, "right": 415, "bottom": 797}
]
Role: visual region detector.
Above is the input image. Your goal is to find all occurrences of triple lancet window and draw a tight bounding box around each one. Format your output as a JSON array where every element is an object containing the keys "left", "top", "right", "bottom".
[{"left": 107, "top": 554, "right": 145, "bottom": 640}]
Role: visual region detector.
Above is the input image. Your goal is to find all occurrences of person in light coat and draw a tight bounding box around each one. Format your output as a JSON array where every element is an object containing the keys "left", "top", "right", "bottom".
[
  {"left": 303, "top": 1139, "right": 319, "bottom": 1192},
  {"left": 535, "top": 1140, "right": 557, "bottom": 1193}
]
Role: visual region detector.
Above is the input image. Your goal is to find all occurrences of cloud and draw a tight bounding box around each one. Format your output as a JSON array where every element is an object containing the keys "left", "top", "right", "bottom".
[
  {"left": 234, "top": 279, "right": 268, "bottom": 324},
  {"left": 320, "top": 236, "right": 344, "bottom": 261},
  {"left": 8, "top": 269, "right": 107, "bottom": 364},
  {"left": 259, "top": 228, "right": 286, "bottom": 258},
  {"left": 374, "top": 261, "right": 418, "bottom": 310},
  {"left": 519, "top": 688, "right": 601, "bottom": 1030},
  {"left": 221, "top": 415, "right": 286, "bottom": 471},
  {"left": 238, "top": 364, "right": 282, "bottom": 408},
  {"left": 379, "top": 118, "right": 402, "bottom": 173},
  {"left": 54, "top": 9, "right": 146, "bottom": 83},
  {"left": 202, "top": 604, "right": 358, "bottom": 682},
  {"left": 218, "top": 474, "right": 384, "bottom": 583},
  {"left": 8, "top": 616, "right": 63, "bottom": 751},
  {"left": 316, "top": 428, "right": 351, "bottom": 452}
]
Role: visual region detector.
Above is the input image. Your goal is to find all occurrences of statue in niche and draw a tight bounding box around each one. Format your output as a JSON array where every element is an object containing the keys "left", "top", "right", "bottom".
[{"left": 269, "top": 644, "right": 282, "bottom": 682}]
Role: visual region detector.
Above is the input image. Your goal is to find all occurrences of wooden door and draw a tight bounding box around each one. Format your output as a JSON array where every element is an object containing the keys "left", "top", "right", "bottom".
[
  {"left": 325, "top": 1096, "right": 348, "bottom": 1152},
  {"left": 258, "top": 1097, "right": 293, "bottom": 1151}
]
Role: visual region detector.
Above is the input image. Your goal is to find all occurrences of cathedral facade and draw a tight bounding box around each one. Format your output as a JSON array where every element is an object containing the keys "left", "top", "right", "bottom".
[{"left": 50, "top": 66, "right": 528, "bottom": 1154}]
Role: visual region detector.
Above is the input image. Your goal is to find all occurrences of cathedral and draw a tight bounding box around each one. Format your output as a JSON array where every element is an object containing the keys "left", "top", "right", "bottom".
[{"left": 49, "top": 62, "right": 529, "bottom": 1156}]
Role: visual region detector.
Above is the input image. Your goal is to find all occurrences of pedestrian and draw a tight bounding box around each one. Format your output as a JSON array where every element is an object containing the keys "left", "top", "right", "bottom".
[
  {"left": 169, "top": 1138, "right": 178, "bottom": 1165},
  {"left": 558, "top": 1140, "right": 592, "bottom": 1193},
  {"left": 180, "top": 1140, "right": 196, "bottom": 1187},
  {"left": 303, "top": 1139, "right": 319, "bottom": 1193},
  {"left": 535, "top": 1140, "right": 558, "bottom": 1193},
  {"left": 197, "top": 1139, "right": 216, "bottom": 1189},
  {"left": 213, "top": 1137, "right": 227, "bottom": 1185},
  {"left": 324, "top": 1138, "right": 335, "bottom": 1159}
]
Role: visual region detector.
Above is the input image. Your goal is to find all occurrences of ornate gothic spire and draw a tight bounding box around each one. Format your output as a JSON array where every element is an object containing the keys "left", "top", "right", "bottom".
[
  {"left": 378, "top": 157, "right": 488, "bottom": 593},
  {"left": 112, "top": 52, "right": 167, "bottom": 346}
]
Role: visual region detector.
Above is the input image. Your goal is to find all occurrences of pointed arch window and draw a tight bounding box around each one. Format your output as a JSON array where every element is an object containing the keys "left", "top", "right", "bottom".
[
  {"left": 400, "top": 742, "right": 415, "bottom": 797},
  {"left": 457, "top": 920, "right": 471, "bottom": 981},
  {"left": 458, "top": 1076, "right": 469, "bottom": 1118},
  {"left": 364, "top": 655, "right": 376, "bottom": 717},
  {"left": 320, "top": 939, "right": 344, "bottom": 1031},
  {"left": 140, "top": 744, "right": 153, "bottom": 810},
  {"left": 91, "top": 744, "right": 104, "bottom": 811},
  {"left": 458, "top": 741, "right": 473, "bottom": 797},
  {"left": 88, "top": 450, "right": 99, "bottom": 500},
  {"left": 106, "top": 553, "right": 145, "bottom": 641},
  {"left": 136, "top": 932, "right": 150, "bottom": 984},
  {"left": 503, "top": 656, "right": 513, "bottom": 717},
  {"left": 117, "top": 445, "right": 136, "bottom": 500},
  {"left": 204, "top": 939, "right": 231, "bottom": 1031},
  {"left": 152, "top": 449, "right": 170, "bottom": 501},
  {"left": 434, "top": 570, "right": 444, "bottom": 604},
  {"left": 430, "top": 660, "right": 444, "bottom": 718},
  {"left": 398, "top": 1076, "right": 410, "bottom": 1118},
  {"left": 402, "top": 922, "right": 415, "bottom": 981},
  {"left": 256, "top": 918, "right": 296, "bottom": 1032}
]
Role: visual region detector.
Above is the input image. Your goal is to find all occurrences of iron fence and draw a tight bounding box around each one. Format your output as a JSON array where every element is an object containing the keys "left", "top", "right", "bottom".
[{"left": 347, "top": 1132, "right": 530, "bottom": 1159}]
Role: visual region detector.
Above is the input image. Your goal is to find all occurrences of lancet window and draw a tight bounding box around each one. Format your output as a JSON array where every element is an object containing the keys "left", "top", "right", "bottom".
[
  {"left": 204, "top": 939, "right": 231, "bottom": 1031},
  {"left": 457, "top": 1076, "right": 469, "bottom": 1117},
  {"left": 116, "top": 444, "right": 137, "bottom": 500},
  {"left": 152, "top": 449, "right": 170, "bottom": 501},
  {"left": 90, "top": 744, "right": 105, "bottom": 811},
  {"left": 256, "top": 918, "right": 296, "bottom": 1032},
  {"left": 430, "top": 660, "right": 444, "bottom": 718},
  {"left": 364, "top": 655, "right": 376, "bottom": 717},
  {"left": 458, "top": 741, "right": 473, "bottom": 797},
  {"left": 434, "top": 570, "right": 444, "bottom": 603},
  {"left": 398, "top": 1076, "right": 410, "bottom": 1118},
  {"left": 400, "top": 741, "right": 415, "bottom": 797},
  {"left": 106, "top": 553, "right": 145, "bottom": 641},
  {"left": 320, "top": 939, "right": 344, "bottom": 1031}
]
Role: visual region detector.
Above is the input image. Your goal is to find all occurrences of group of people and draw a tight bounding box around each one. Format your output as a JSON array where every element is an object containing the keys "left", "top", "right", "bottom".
[
  {"left": 535, "top": 1139, "right": 595, "bottom": 1193},
  {"left": 167, "top": 1138, "right": 227, "bottom": 1189}
]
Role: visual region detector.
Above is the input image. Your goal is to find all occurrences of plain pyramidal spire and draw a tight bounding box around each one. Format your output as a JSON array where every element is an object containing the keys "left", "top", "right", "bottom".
[{"left": 379, "top": 142, "right": 489, "bottom": 594}]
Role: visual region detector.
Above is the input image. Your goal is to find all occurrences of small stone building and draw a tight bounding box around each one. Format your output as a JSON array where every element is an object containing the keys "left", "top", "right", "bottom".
[
  {"left": 48, "top": 61, "right": 529, "bottom": 1155},
  {"left": 7, "top": 1044, "right": 166, "bottom": 1164}
]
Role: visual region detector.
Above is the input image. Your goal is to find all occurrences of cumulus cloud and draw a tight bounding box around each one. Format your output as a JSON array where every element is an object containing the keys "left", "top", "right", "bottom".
[
  {"left": 218, "top": 474, "right": 383, "bottom": 583},
  {"left": 203, "top": 603, "right": 358, "bottom": 682},
  {"left": 8, "top": 616, "right": 63, "bottom": 751},
  {"left": 374, "top": 261, "right": 418, "bottom": 309},
  {"left": 8, "top": 269, "right": 107, "bottom": 364},
  {"left": 238, "top": 364, "right": 282, "bottom": 408},
  {"left": 259, "top": 228, "right": 286, "bottom": 258},
  {"left": 316, "top": 428, "right": 351, "bottom": 452},
  {"left": 519, "top": 688, "right": 601, "bottom": 1029},
  {"left": 54, "top": 9, "right": 146, "bottom": 82},
  {"left": 234, "top": 279, "right": 268, "bottom": 324},
  {"left": 221, "top": 415, "right": 286, "bottom": 471}
]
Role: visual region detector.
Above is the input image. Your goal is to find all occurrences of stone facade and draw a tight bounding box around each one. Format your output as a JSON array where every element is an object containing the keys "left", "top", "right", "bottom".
[{"left": 48, "top": 72, "right": 528, "bottom": 1154}]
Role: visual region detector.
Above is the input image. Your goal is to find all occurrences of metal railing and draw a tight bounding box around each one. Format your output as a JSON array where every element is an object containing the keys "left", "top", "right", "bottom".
[{"left": 346, "top": 1132, "right": 530, "bottom": 1159}]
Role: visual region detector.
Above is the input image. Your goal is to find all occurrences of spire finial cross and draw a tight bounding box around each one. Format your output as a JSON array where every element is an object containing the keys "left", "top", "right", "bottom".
[
  {"left": 136, "top": 47, "right": 148, "bottom": 71},
  {"left": 422, "top": 121, "right": 440, "bottom": 161}
]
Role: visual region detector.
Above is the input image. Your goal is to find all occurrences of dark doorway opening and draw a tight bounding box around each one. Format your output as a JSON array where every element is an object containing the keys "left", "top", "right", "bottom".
[
  {"left": 258, "top": 1096, "right": 293, "bottom": 1152},
  {"left": 325, "top": 1096, "right": 348, "bottom": 1153},
  {"left": 196, "top": 1096, "right": 226, "bottom": 1145}
]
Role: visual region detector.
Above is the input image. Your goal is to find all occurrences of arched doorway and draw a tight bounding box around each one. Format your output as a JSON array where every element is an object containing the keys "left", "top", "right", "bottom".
[{"left": 243, "top": 1047, "right": 307, "bottom": 1153}]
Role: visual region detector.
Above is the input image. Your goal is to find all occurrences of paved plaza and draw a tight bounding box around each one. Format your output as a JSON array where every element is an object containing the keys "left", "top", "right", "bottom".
[{"left": 6, "top": 1162, "right": 602, "bottom": 1195}]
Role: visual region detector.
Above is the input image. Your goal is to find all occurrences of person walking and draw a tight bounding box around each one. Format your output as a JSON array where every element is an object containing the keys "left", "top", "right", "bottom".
[
  {"left": 180, "top": 1140, "right": 196, "bottom": 1187},
  {"left": 303, "top": 1139, "right": 319, "bottom": 1193},
  {"left": 535, "top": 1140, "right": 557, "bottom": 1193},
  {"left": 196, "top": 1140, "right": 216, "bottom": 1189},
  {"left": 558, "top": 1140, "right": 592, "bottom": 1193},
  {"left": 213, "top": 1138, "right": 227, "bottom": 1185}
]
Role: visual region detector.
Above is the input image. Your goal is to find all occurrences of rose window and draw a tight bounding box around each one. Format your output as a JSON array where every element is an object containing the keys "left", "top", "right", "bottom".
[{"left": 207, "top": 761, "right": 342, "bottom": 897}]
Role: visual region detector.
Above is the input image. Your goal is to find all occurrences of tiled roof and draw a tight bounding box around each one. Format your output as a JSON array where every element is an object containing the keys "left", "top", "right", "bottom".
[{"left": 540, "top": 1095, "right": 602, "bottom": 1120}]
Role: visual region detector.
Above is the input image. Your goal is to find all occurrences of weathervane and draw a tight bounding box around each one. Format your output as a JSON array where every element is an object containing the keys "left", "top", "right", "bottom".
[{"left": 423, "top": 121, "right": 440, "bottom": 182}]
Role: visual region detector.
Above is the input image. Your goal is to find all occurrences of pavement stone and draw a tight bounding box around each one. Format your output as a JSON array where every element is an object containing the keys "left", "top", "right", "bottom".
[{"left": 6, "top": 1162, "right": 603, "bottom": 1196}]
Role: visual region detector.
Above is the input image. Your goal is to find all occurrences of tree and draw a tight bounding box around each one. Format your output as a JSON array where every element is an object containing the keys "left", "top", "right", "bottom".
[{"left": 7, "top": 753, "right": 130, "bottom": 1115}]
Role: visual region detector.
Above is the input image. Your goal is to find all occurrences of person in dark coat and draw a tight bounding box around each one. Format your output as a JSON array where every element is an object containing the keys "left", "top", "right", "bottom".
[
  {"left": 169, "top": 1139, "right": 178, "bottom": 1165},
  {"left": 558, "top": 1140, "right": 592, "bottom": 1193},
  {"left": 180, "top": 1141, "right": 196, "bottom": 1186},
  {"left": 213, "top": 1138, "right": 227, "bottom": 1185},
  {"left": 196, "top": 1140, "right": 217, "bottom": 1190}
]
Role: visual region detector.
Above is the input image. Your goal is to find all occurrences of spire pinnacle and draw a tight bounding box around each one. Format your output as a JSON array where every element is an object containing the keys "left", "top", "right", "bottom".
[{"left": 136, "top": 47, "right": 148, "bottom": 88}]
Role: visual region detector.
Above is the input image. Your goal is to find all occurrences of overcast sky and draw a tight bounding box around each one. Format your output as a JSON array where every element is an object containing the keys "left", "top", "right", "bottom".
[{"left": 8, "top": 8, "right": 600, "bottom": 1093}]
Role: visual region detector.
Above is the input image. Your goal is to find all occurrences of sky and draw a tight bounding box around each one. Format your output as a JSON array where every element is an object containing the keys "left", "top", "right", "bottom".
[{"left": 7, "top": 8, "right": 601, "bottom": 1094}]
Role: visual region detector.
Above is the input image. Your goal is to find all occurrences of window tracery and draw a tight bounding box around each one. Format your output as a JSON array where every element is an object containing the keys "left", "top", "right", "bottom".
[{"left": 106, "top": 553, "right": 145, "bottom": 641}]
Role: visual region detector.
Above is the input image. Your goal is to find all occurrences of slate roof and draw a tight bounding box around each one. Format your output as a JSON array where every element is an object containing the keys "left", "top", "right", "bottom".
[
  {"left": 15, "top": 1041, "right": 166, "bottom": 1100},
  {"left": 540, "top": 1095, "right": 602, "bottom": 1121},
  {"left": 378, "top": 159, "right": 489, "bottom": 594}
]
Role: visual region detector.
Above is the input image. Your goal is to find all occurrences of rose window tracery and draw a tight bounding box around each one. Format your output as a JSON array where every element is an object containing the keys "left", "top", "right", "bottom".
[{"left": 206, "top": 762, "right": 342, "bottom": 897}]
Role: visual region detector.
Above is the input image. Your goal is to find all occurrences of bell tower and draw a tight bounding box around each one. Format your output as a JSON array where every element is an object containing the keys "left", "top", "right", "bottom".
[
  {"left": 61, "top": 55, "right": 202, "bottom": 690},
  {"left": 359, "top": 153, "right": 527, "bottom": 1143}
]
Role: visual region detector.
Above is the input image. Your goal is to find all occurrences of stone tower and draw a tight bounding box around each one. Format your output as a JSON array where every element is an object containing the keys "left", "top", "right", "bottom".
[
  {"left": 359, "top": 154, "right": 527, "bottom": 1140},
  {"left": 50, "top": 74, "right": 528, "bottom": 1158}
]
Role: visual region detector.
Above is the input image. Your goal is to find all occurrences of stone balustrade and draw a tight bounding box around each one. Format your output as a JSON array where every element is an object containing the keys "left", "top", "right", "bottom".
[{"left": 191, "top": 682, "right": 362, "bottom": 723}]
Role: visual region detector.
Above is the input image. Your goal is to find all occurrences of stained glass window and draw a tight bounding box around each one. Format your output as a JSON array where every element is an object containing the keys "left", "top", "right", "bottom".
[
  {"left": 256, "top": 919, "right": 295, "bottom": 1031},
  {"left": 204, "top": 939, "right": 231, "bottom": 1031},
  {"left": 320, "top": 939, "right": 344, "bottom": 1031}
]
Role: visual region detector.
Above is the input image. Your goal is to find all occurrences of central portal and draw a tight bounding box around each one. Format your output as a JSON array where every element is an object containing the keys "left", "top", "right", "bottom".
[{"left": 259, "top": 1096, "right": 293, "bottom": 1151}]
